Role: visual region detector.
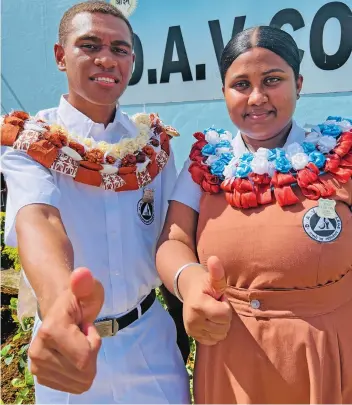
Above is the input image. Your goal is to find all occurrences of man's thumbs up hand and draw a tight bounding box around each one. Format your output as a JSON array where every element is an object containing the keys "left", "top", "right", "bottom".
[
  {"left": 29, "top": 268, "right": 104, "bottom": 394},
  {"left": 181, "top": 257, "right": 232, "bottom": 346}
]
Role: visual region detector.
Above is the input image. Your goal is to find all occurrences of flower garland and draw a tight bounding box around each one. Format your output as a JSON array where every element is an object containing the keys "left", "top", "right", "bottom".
[
  {"left": 1, "top": 110, "right": 179, "bottom": 192},
  {"left": 188, "top": 117, "right": 352, "bottom": 208}
]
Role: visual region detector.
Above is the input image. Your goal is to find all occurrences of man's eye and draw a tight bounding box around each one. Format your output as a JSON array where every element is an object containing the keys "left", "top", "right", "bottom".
[
  {"left": 111, "top": 47, "right": 128, "bottom": 55},
  {"left": 81, "top": 44, "right": 100, "bottom": 51}
]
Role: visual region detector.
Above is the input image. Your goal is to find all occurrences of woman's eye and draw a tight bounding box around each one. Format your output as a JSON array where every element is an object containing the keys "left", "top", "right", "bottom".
[
  {"left": 265, "top": 77, "right": 281, "bottom": 85},
  {"left": 234, "top": 81, "right": 250, "bottom": 90}
]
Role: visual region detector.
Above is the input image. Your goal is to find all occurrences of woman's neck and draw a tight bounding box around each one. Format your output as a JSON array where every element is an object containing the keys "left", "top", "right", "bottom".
[{"left": 241, "top": 121, "right": 293, "bottom": 152}]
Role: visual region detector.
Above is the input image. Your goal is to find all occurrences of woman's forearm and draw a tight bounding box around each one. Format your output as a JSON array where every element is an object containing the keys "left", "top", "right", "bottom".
[{"left": 156, "top": 239, "right": 206, "bottom": 300}]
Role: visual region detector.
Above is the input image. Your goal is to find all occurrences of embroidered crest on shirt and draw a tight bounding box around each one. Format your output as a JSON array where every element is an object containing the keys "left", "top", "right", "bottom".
[
  {"left": 303, "top": 206, "right": 342, "bottom": 243},
  {"left": 137, "top": 199, "right": 154, "bottom": 225}
]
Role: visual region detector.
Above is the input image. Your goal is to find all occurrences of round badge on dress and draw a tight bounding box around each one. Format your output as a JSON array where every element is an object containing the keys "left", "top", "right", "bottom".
[
  {"left": 302, "top": 206, "right": 342, "bottom": 243},
  {"left": 137, "top": 199, "right": 154, "bottom": 225}
]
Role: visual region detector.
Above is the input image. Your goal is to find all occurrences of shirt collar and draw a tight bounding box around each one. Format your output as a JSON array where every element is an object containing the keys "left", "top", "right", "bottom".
[
  {"left": 232, "top": 121, "right": 306, "bottom": 157},
  {"left": 57, "top": 94, "right": 137, "bottom": 143}
]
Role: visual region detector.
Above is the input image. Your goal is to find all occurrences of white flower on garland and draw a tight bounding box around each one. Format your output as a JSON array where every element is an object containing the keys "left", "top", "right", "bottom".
[
  {"left": 317, "top": 136, "right": 337, "bottom": 153},
  {"left": 132, "top": 113, "right": 151, "bottom": 127},
  {"left": 305, "top": 132, "right": 321, "bottom": 145},
  {"left": 250, "top": 155, "right": 270, "bottom": 175},
  {"left": 255, "top": 147, "right": 270, "bottom": 159},
  {"left": 338, "top": 120, "right": 352, "bottom": 132},
  {"left": 206, "top": 155, "right": 220, "bottom": 165},
  {"left": 285, "top": 142, "right": 304, "bottom": 159},
  {"left": 219, "top": 130, "right": 233, "bottom": 142},
  {"left": 205, "top": 129, "right": 221, "bottom": 145},
  {"left": 223, "top": 156, "right": 239, "bottom": 178},
  {"left": 291, "top": 152, "right": 309, "bottom": 170}
]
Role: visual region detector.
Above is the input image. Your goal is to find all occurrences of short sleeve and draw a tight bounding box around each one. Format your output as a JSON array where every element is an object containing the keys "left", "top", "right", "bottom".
[
  {"left": 170, "top": 158, "right": 202, "bottom": 213},
  {"left": 160, "top": 148, "right": 178, "bottom": 223},
  {"left": 1, "top": 147, "right": 61, "bottom": 247}
]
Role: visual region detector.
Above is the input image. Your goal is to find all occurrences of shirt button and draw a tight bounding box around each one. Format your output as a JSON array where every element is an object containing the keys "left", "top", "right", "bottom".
[{"left": 250, "top": 299, "right": 261, "bottom": 309}]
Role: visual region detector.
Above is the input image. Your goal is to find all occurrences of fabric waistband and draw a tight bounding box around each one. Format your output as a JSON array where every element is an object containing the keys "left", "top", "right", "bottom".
[{"left": 226, "top": 271, "right": 352, "bottom": 318}]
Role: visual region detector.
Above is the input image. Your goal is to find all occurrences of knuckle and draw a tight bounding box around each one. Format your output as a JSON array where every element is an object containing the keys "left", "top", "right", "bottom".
[
  {"left": 28, "top": 346, "right": 40, "bottom": 362},
  {"left": 38, "top": 324, "right": 53, "bottom": 341},
  {"left": 75, "top": 353, "right": 91, "bottom": 371}
]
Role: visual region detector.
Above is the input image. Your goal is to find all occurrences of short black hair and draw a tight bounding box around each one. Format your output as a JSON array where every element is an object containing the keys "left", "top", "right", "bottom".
[
  {"left": 220, "top": 26, "right": 301, "bottom": 83},
  {"left": 59, "top": 0, "right": 134, "bottom": 47}
]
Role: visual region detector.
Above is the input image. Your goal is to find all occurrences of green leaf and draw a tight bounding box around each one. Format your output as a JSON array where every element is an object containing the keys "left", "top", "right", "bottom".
[
  {"left": 14, "top": 397, "right": 23, "bottom": 405},
  {"left": 4, "top": 354, "right": 14, "bottom": 365},
  {"left": 1, "top": 344, "right": 12, "bottom": 356},
  {"left": 13, "top": 332, "right": 23, "bottom": 341},
  {"left": 18, "top": 358, "right": 26, "bottom": 374},
  {"left": 19, "top": 344, "right": 30, "bottom": 355},
  {"left": 9, "top": 297, "right": 18, "bottom": 310},
  {"left": 25, "top": 368, "right": 34, "bottom": 386},
  {"left": 11, "top": 378, "right": 26, "bottom": 388},
  {"left": 19, "top": 388, "right": 29, "bottom": 397}
]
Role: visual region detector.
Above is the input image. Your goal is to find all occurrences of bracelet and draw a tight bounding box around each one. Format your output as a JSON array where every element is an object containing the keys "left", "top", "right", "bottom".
[{"left": 173, "top": 262, "right": 205, "bottom": 302}]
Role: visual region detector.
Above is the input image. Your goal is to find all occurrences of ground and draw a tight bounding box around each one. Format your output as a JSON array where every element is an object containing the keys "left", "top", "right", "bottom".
[{"left": 1, "top": 281, "right": 35, "bottom": 405}]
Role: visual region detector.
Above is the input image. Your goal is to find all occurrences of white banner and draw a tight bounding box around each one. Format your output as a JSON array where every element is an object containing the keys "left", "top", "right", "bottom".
[{"left": 121, "top": 0, "right": 352, "bottom": 105}]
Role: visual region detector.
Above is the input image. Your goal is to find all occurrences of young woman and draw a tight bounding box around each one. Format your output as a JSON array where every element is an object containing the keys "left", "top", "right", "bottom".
[{"left": 156, "top": 26, "right": 352, "bottom": 403}]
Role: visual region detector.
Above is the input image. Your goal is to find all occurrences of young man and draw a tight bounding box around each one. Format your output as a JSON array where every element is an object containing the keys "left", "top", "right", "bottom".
[{"left": 1, "top": 1, "right": 189, "bottom": 403}]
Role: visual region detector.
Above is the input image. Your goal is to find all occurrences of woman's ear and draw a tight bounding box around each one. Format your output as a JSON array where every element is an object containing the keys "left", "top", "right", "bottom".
[
  {"left": 54, "top": 43, "right": 66, "bottom": 72},
  {"left": 296, "top": 74, "right": 303, "bottom": 97}
]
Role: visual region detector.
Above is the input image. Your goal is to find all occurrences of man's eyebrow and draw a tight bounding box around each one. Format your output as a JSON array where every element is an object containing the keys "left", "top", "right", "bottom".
[
  {"left": 110, "top": 39, "right": 132, "bottom": 49},
  {"left": 77, "top": 35, "right": 101, "bottom": 43},
  {"left": 76, "top": 36, "right": 132, "bottom": 49}
]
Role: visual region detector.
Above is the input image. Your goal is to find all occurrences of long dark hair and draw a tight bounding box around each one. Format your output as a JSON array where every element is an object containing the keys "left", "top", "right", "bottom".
[{"left": 220, "top": 26, "right": 301, "bottom": 83}]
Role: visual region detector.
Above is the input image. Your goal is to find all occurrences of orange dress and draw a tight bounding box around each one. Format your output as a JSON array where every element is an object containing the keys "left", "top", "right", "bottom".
[{"left": 194, "top": 175, "right": 352, "bottom": 404}]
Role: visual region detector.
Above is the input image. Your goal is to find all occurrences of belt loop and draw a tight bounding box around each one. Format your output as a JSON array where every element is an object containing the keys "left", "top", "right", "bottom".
[{"left": 137, "top": 303, "right": 142, "bottom": 319}]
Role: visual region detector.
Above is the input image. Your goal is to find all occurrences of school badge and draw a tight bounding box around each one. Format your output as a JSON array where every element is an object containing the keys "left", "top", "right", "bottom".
[
  {"left": 137, "top": 189, "right": 154, "bottom": 225},
  {"left": 110, "top": 0, "right": 138, "bottom": 17},
  {"left": 303, "top": 206, "right": 342, "bottom": 243}
]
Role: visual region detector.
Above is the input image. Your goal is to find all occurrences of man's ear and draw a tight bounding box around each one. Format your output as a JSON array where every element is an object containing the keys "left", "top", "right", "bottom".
[{"left": 54, "top": 43, "right": 66, "bottom": 72}]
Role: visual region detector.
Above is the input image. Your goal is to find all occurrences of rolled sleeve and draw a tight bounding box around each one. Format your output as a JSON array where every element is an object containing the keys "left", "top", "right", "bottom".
[
  {"left": 170, "top": 158, "right": 202, "bottom": 213},
  {"left": 1, "top": 147, "right": 61, "bottom": 246}
]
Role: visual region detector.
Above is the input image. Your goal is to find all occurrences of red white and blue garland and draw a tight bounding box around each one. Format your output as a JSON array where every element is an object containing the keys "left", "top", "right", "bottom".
[{"left": 188, "top": 117, "right": 352, "bottom": 208}]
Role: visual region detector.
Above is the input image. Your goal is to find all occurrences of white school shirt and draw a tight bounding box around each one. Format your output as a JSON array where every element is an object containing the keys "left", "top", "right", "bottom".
[
  {"left": 1, "top": 95, "right": 177, "bottom": 318},
  {"left": 171, "top": 121, "right": 306, "bottom": 211}
]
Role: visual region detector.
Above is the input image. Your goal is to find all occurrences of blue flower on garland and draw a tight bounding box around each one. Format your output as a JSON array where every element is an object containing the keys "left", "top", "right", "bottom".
[
  {"left": 240, "top": 152, "right": 254, "bottom": 163},
  {"left": 309, "top": 151, "right": 326, "bottom": 169},
  {"left": 318, "top": 124, "right": 341, "bottom": 137},
  {"left": 202, "top": 144, "right": 216, "bottom": 156},
  {"left": 326, "top": 116, "right": 352, "bottom": 124},
  {"left": 204, "top": 126, "right": 227, "bottom": 135},
  {"left": 302, "top": 142, "right": 316, "bottom": 154},
  {"left": 210, "top": 159, "right": 226, "bottom": 178},
  {"left": 268, "top": 148, "right": 285, "bottom": 161},
  {"left": 236, "top": 163, "right": 252, "bottom": 178},
  {"left": 274, "top": 156, "right": 292, "bottom": 173},
  {"left": 219, "top": 152, "right": 233, "bottom": 164},
  {"left": 216, "top": 140, "right": 231, "bottom": 149}
]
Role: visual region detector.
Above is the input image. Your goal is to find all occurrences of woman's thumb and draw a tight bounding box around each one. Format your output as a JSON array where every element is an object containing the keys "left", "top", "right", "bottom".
[{"left": 207, "top": 256, "right": 227, "bottom": 299}]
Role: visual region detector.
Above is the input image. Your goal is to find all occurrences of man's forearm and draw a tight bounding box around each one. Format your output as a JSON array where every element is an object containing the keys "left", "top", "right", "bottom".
[{"left": 16, "top": 204, "right": 74, "bottom": 317}]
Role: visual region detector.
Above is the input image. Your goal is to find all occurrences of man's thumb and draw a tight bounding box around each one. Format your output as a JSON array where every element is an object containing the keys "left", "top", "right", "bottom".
[
  {"left": 207, "top": 256, "right": 227, "bottom": 299},
  {"left": 70, "top": 267, "right": 104, "bottom": 323}
]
